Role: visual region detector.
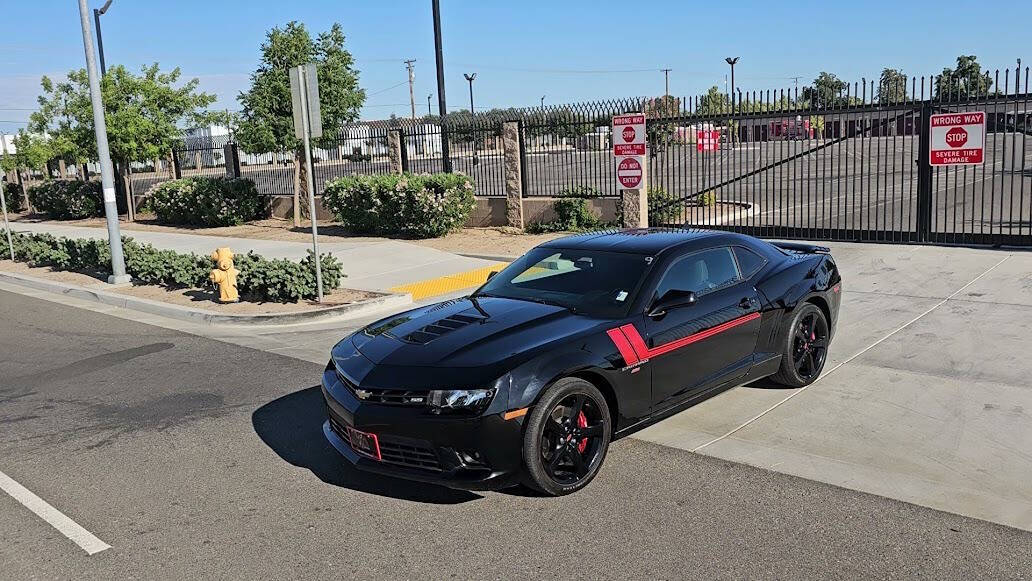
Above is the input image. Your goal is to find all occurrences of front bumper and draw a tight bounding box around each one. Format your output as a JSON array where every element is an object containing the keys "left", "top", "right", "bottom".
[{"left": 320, "top": 369, "right": 524, "bottom": 491}]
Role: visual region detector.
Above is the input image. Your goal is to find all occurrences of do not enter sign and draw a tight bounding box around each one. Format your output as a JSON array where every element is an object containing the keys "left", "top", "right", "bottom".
[
  {"left": 930, "top": 112, "right": 985, "bottom": 165},
  {"left": 617, "top": 157, "right": 643, "bottom": 189}
]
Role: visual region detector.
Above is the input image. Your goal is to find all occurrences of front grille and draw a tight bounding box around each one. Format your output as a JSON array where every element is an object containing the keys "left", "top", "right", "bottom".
[
  {"left": 378, "top": 439, "right": 442, "bottom": 471},
  {"left": 327, "top": 410, "right": 442, "bottom": 472},
  {"left": 336, "top": 369, "right": 428, "bottom": 406}
]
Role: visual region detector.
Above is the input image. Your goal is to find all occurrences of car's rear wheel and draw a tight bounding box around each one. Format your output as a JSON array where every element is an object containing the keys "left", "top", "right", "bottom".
[
  {"left": 522, "top": 377, "right": 611, "bottom": 496},
  {"left": 771, "top": 303, "right": 829, "bottom": 387}
]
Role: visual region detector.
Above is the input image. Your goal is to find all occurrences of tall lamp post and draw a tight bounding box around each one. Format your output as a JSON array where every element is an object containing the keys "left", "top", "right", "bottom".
[
  {"left": 725, "top": 57, "right": 739, "bottom": 149},
  {"left": 93, "top": 0, "right": 113, "bottom": 75},
  {"left": 540, "top": 95, "right": 545, "bottom": 107},
  {"left": 427, "top": 93, "right": 432, "bottom": 116},
  {"left": 464, "top": 73, "right": 477, "bottom": 165},
  {"left": 431, "top": 0, "right": 451, "bottom": 171},
  {"left": 78, "top": 0, "right": 129, "bottom": 284}
]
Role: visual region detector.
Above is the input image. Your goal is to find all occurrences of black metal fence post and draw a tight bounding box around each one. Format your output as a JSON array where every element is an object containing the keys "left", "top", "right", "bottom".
[
  {"left": 916, "top": 100, "right": 933, "bottom": 242},
  {"left": 517, "top": 119, "right": 528, "bottom": 197}
]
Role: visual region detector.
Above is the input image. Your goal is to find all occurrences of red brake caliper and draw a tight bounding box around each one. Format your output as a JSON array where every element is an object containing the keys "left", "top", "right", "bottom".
[{"left": 576, "top": 411, "right": 588, "bottom": 453}]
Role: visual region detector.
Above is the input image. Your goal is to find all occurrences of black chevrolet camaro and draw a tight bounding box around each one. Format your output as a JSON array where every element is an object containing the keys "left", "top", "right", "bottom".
[{"left": 322, "top": 229, "right": 841, "bottom": 495}]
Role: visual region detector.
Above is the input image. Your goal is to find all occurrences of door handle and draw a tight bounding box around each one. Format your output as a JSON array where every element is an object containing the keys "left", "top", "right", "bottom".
[{"left": 739, "top": 298, "right": 753, "bottom": 310}]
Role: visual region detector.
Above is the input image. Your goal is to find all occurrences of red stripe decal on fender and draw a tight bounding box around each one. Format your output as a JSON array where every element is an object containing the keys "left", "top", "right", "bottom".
[
  {"left": 606, "top": 328, "right": 640, "bottom": 366},
  {"left": 608, "top": 312, "right": 762, "bottom": 362}
]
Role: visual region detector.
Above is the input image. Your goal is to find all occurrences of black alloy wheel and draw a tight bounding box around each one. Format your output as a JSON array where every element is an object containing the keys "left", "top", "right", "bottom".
[
  {"left": 523, "top": 378, "right": 611, "bottom": 496},
  {"left": 772, "top": 303, "right": 830, "bottom": 387}
]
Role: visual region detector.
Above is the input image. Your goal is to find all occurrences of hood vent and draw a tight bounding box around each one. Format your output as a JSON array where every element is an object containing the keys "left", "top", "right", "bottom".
[{"left": 402, "top": 312, "right": 485, "bottom": 344}]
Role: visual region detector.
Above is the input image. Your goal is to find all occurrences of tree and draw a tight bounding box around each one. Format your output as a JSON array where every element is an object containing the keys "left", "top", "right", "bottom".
[
  {"left": 644, "top": 95, "right": 681, "bottom": 150},
  {"left": 803, "top": 72, "right": 848, "bottom": 107},
  {"left": 697, "top": 86, "right": 731, "bottom": 116},
  {"left": 235, "top": 21, "right": 365, "bottom": 222},
  {"left": 1, "top": 131, "right": 54, "bottom": 210},
  {"left": 878, "top": 68, "right": 909, "bottom": 103},
  {"left": 936, "top": 55, "right": 992, "bottom": 98},
  {"left": 29, "top": 64, "right": 218, "bottom": 210}
]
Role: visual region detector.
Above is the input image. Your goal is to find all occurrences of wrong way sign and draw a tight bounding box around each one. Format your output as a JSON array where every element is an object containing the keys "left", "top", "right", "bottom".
[
  {"left": 930, "top": 112, "right": 985, "bottom": 166},
  {"left": 613, "top": 114, "right": 646, "bottom": 156},
  {"left": 616, "top": 156, "right": 643, "bottom": 189}
]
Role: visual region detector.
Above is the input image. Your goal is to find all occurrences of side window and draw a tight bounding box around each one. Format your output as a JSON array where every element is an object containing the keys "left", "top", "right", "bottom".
[
  {"left": 655, "top": 247, "right": 741, "bottom": 298},
  {"left": 733, "top": 246, "right": 767, "bottom": 279}
]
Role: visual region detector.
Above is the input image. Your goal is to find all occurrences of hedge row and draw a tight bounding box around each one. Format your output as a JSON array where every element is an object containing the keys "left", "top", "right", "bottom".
[
  {"left": 323, "top": 173, "right": 475, "bottom": 238},
  {"left": 0, "top": 232, "right": 343, "bottom": 303},
  {"left": 146, "top": 177, "right": 265, "bottom": 227},
  {"left": 28, "top": 180, "right": 103, "bottom": 220}
]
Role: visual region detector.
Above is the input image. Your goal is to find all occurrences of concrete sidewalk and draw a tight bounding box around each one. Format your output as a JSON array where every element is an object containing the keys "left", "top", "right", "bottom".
[{"left": 10, "top": 222, "right": 499, "bottom": 295}]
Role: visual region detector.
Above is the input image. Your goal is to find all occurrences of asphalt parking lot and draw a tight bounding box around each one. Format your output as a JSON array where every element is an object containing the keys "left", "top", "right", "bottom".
[{"left": 2, "top": 289, "right": 1032, "bottom": 579}]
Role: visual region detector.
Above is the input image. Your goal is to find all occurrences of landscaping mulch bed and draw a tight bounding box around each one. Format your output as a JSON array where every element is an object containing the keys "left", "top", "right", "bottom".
[{"left": 0, "top": 260, "right": 381, "bottom": 315}]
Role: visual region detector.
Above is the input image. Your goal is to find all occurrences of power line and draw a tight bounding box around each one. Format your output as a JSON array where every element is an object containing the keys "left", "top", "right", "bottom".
[{"left": 365, "top": 80, "right": 409, "bottom": 96}]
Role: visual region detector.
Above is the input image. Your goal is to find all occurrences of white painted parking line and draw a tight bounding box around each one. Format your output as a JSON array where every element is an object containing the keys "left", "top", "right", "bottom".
[
  {"left": 691, "top": 254, "right": 1013, "bottom": 453},
  {"left": 0, "top": 469, "right": 111, "bottom": 555}
]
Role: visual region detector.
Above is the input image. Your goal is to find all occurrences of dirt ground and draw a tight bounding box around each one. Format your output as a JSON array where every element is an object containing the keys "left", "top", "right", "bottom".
[
  {"left": 0, "top": 260, "right": 381, "bottom": 315},
  {"left": 11, "top": 214, "right": 569, "bottom": 258}
]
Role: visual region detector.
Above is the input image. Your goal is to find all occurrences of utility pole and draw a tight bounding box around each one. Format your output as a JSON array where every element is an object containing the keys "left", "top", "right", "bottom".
[
  {"left": 427, "top": 93, "right": 432, "bottom": 116},
  {"left": 93, "top": 0, "right": 113, "bottom": 75},
  {"left": 661, "top": 68, "right": 672, "bottom": 96},
  {"left": 464, "top": 73, "right": 477, "bottom": 166},
  {"left": 404, "top": 59, "right": 417, "bottom": 120},
  {"left": 790, "top": 76, "right": 802, "bottom": 92},
  {"left": 78, "top": 0, "right": 129, "bottom": 284},
  {"left": 540, "top": 95, "right": 545, "bottom": 107},
  {"left": 431, "top": 0, "right": 451, "bottom": 171}
]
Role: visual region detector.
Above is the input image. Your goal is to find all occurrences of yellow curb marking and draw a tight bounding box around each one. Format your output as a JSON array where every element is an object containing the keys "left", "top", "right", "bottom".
[{"left": 389, "top": 262, "right": 510, "bottom": 301}]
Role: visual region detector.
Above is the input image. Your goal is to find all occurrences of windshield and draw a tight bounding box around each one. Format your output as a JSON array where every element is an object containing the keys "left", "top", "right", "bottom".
[{"left": 474, "top": 247, "right": 651, "bottom": 318}]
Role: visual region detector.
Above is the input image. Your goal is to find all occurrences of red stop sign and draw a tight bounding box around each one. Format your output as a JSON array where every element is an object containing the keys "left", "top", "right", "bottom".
[
  {"left": 946, "top": 126, "right": 968, "bottom": 148},
  {"left": 622, "top": 126, "right": 636, "bottom": 143}
]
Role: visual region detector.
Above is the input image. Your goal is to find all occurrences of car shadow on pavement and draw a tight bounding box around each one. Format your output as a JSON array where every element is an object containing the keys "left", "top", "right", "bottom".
[{"left": 252, "top": 386, "right": 481, "bottom": 505}]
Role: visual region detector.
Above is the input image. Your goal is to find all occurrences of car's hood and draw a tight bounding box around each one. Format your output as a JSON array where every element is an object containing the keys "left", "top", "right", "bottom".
[{"left": 350, "top": 296, "right": 600, "bottom": 368}]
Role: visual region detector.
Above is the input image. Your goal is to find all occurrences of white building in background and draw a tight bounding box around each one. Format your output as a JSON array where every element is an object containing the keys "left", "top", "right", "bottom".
[{"left": 1, "top": 134, "right": 16, "bottom": 156}]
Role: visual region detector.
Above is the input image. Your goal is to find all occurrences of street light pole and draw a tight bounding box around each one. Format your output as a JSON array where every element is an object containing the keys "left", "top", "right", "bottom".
[
  {"left": 464, "top": 73, "right": 477, "bottom": 166},
  {"left": 427, "top": 93, "right": 432, "bottom": 116},
  {"left": 725, "top": 57, "right": 739, "bottom": 106},
  {"left": 78, "top": 0, "right": 129, "bottom": 284},
  {"left": 93, "top": 0, "right": 113, "bottom": 76},
  {"left": 431, "top": 0, "right": 451, "bottom": 172},
  {"left": 540, "top": 95, "right": 545, "bottom": 107}
]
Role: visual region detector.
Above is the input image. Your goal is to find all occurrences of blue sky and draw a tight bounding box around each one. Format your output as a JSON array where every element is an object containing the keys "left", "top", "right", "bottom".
[{"left": 1, "top": 0, "right": 1027, "bottom": 133}]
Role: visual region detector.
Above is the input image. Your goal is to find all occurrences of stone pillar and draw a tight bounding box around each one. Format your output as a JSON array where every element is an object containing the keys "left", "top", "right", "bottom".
[
  {"left": 58, "top": 159, "right": 67, "bottom": 179},
  {"left": 194, "top": 152, "right": 203, "bottom": 171},
  {"left": 502, "top": 121, "right": 525, "bottom": 229},
  {"left": 387, "top": 129, "right": 404, "bottom": 174},
  {"left": 620, "top": 157, "right": 648, "bottom": 228}
]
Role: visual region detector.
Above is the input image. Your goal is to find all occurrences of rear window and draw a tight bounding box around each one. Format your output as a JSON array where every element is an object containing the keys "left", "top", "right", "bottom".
[{"left": 733, "top": 246, "right": 767, "bottom": 278}]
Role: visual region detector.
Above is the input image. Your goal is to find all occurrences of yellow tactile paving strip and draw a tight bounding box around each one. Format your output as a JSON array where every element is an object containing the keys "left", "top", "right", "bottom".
[{"left": 389, "top": 262, "right": 510, "bottom": 301}]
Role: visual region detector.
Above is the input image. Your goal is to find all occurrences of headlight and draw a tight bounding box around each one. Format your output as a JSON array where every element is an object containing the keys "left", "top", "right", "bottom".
[{"left": 428, "top": 388, "right": 495, "bottom": 414}]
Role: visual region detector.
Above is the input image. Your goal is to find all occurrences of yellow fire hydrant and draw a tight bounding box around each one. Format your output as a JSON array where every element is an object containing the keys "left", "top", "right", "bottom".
[{"left": 209, "top": 247, "right": 240, "bottom": 303}]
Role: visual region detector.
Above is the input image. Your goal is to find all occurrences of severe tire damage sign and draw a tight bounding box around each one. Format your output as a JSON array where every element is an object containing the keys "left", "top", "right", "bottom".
[{"left": 930, "top": 112, "right": 985, "bottom": 166}]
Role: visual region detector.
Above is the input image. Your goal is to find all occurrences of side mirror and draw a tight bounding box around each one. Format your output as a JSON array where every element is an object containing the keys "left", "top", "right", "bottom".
[
  {"left": 647, "top": 289, "right": 697, "bottom": 318},
  {"left": 486, "top": 271, "right": 498, "bottom": 281}
]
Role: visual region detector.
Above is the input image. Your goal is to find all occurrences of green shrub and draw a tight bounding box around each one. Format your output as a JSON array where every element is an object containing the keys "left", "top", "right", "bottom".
[
  {"left": 698, "top": 191, "right": 717, "bottom": 207},
  {"left": 648, "top": 187, "right": 682, "bottom": 225},
  {"left": 3, "top": 182, "right": 23, "bottom": 213},
  {"left": 0, "top": 231, "right": 343, "bottom": 303},
  {"left": 27, "top": 180, "right": 103, "bottom": 220},
  {"left": 527, "top": 197, "right": 609, "bottom": 233},
  {"left": 147, "top": 177, "right": 265, "bottom": 227},
  {"left": 323, "top": 172, "right": 475, "bottom": 238}
]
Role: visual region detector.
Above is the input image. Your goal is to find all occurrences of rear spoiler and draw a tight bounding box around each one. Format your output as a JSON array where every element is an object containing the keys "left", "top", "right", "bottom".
[{"left": 771, "top": 241, "right": 831, "bottom": 254}]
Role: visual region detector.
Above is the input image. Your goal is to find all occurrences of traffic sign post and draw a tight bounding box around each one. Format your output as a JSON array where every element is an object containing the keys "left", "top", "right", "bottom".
[
  {"left": 930, "top": 111, "right": 985, "bottom": 166},
  {"left": 613, "top": 113, "right": 648, "bottom": 228},
  {"left": 289, "top": 63, "right": 324, "bottom": 302}
]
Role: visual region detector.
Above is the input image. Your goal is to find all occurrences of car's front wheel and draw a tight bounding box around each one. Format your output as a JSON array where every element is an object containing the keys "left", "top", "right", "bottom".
[{"left": 522, "top": 377, "right": 611, "bottom": 496}]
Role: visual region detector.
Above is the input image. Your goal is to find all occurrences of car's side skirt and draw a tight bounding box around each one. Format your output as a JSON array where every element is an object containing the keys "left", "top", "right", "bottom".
[{"left": 612, "top": 353, "right": 781, "bottom": 440}]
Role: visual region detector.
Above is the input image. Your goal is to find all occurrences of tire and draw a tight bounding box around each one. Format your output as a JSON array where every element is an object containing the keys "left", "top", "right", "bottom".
[
  {"left": 522, "top": 377, "right": 612, "bottom": 496},
  {"left": 771, "top": 303, "right": 830, "bottom": 387}
]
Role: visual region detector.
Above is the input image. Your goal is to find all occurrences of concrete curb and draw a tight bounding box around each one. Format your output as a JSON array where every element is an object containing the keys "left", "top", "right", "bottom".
[
  {"left": 0, "top": 271, "right": 412, "bottom": 327},
  {"left": 455, "top": 252, "right": 520, "bottom": 262}
]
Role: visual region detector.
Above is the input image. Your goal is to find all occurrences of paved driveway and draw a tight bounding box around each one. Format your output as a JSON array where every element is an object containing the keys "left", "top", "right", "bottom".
[{"left": 637, "top": 242, "right": 1032, "bottom": 530}]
